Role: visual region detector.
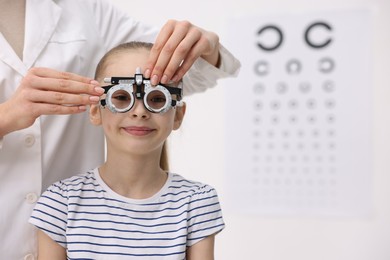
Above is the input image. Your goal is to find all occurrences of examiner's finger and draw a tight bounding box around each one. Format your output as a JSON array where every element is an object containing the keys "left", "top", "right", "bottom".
[
  {"left": 159, "top": 28, "right": 203, "bottom": 84},
  {"left": 26, "top": 75, "right": 104, "bottom": 96},
  {"left": 145, "top": 21, "right": 193, "bottom": 84},
  {"left": 29, "top": 90, "right": 100, "bottom": 106},
  {"left": 29, "top": 67, "right": 93, "bottom": 84},
  {"left": 144, "top": 21, "right": 176, "bottom": 79},
  {"left": 34, "top": 103, "right": 88, "bottom": 116},
  {"left": 171, "top": 36, "right": 209, "bottom": 82},
  {"left": 27, "top": 67, "right": 104, "bottom": 95}
]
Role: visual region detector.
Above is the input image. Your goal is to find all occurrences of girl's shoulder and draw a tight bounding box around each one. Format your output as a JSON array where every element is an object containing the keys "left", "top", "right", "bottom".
[
  {"left": 168, "top": 173, "right": 219, "bottom": 199},
  {"left": 45, "top": 169, "right": 99, "bottom": 196}
]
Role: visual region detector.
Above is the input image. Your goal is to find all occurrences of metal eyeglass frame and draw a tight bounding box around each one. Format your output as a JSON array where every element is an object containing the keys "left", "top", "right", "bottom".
[{"left": 100, "top": 68, "right": 183, "bottom": 114}]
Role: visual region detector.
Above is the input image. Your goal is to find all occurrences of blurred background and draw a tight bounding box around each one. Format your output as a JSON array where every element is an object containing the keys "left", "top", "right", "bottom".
[{"left": 112, "top": 0, "right": 390, "bottom": 259}]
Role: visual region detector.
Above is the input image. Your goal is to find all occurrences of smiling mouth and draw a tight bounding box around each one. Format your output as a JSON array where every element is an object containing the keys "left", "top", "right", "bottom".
[{"left": 122, "top": 127, "right": 155, "bottom": 136}]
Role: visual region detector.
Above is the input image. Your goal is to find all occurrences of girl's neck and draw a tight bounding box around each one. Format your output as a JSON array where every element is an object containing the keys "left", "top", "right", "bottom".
[{"left": 99, "top": 152, "right": 168, "bottom": 200}]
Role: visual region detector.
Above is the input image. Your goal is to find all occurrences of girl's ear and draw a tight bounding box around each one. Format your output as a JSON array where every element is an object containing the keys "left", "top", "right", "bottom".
[
  {"left": 89, "top": 104, "right": 102, "bottom": 125},
  {"left": 173, "top": 102, "right": 186, "bottom": 130}
]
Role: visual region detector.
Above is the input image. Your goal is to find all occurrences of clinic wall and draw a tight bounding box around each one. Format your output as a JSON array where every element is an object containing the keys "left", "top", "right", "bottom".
[{"left": 111, "top": 0, "right": 390, "bottom": 259}]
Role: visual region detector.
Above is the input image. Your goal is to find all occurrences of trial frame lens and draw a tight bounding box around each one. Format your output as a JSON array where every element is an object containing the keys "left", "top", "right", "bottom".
[{"left": 105, "top": 84, "right": 135, "bottom": 113}]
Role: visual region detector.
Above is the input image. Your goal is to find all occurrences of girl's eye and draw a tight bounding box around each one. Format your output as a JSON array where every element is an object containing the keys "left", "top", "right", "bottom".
[
  {"left": 150, "top": 96, "right": 166, "bottom": 103},
  {"left": 113, "top": 95, "right": 130, "bottom": 101},
  {"left": 111, "top": 89, "right": 131, "bottom": 103}
]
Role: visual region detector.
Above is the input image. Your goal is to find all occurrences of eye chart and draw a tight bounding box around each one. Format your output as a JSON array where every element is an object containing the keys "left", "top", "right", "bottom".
[{"left": 224, "top": 10, "right": 373, "bottom": 217}]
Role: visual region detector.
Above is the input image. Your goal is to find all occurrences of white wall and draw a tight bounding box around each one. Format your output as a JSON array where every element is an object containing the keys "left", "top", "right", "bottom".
[{"left": 111, "top": 0, "right": 390, "bottom": 259}]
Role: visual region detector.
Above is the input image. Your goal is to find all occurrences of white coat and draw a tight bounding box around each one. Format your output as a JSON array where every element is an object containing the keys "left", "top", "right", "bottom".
[{"left": 0, "top": 0, "right": 240, "bottom": 259}]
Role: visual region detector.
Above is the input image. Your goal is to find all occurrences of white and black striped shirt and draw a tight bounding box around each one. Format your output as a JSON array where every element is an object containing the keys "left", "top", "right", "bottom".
[{"left": 29, "top": 168, "right": 224, "bottom": 259}]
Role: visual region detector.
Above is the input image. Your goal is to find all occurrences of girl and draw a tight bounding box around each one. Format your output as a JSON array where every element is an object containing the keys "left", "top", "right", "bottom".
[{"left": 29, "top": 42, "right": 225, "bottom": 259}]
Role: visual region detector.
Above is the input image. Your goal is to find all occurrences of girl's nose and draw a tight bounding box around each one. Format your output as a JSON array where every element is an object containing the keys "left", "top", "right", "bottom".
[{"left": 129, "top": 99, "right": 149, "bottom": 119}]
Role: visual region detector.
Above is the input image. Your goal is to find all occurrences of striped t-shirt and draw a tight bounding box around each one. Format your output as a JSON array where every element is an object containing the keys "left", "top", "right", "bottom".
[{"left": 29, "top": 168, "right": 225, "bottom": 259}]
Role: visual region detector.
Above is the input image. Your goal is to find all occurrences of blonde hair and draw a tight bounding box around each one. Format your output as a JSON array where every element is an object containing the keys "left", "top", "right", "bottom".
[{"left": 95, "top": 41, "right": 170, "bottom": 171}]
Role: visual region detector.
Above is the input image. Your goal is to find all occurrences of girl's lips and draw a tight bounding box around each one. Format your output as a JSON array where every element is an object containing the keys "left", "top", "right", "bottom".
[{"left": 122, "top": 126, "right": 155, "bottom": 136}]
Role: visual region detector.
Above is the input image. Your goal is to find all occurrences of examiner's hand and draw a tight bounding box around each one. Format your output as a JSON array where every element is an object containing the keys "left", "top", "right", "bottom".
[
  {"left": 144, "top": 19, "right": 221, "bottom": 85},
  {"left": 0, "top": 67, "right": 104, "bottom": 137}
]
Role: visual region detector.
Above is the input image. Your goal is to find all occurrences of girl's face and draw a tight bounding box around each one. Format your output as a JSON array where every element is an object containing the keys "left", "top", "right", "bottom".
[{"left": 90, "top": 49, "right": 185, "bottom": 157}]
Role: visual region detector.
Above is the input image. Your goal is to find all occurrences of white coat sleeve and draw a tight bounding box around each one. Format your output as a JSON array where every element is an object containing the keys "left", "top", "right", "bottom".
[{"left": 182, "top": 44, "right": 241, "bottom": 96}]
